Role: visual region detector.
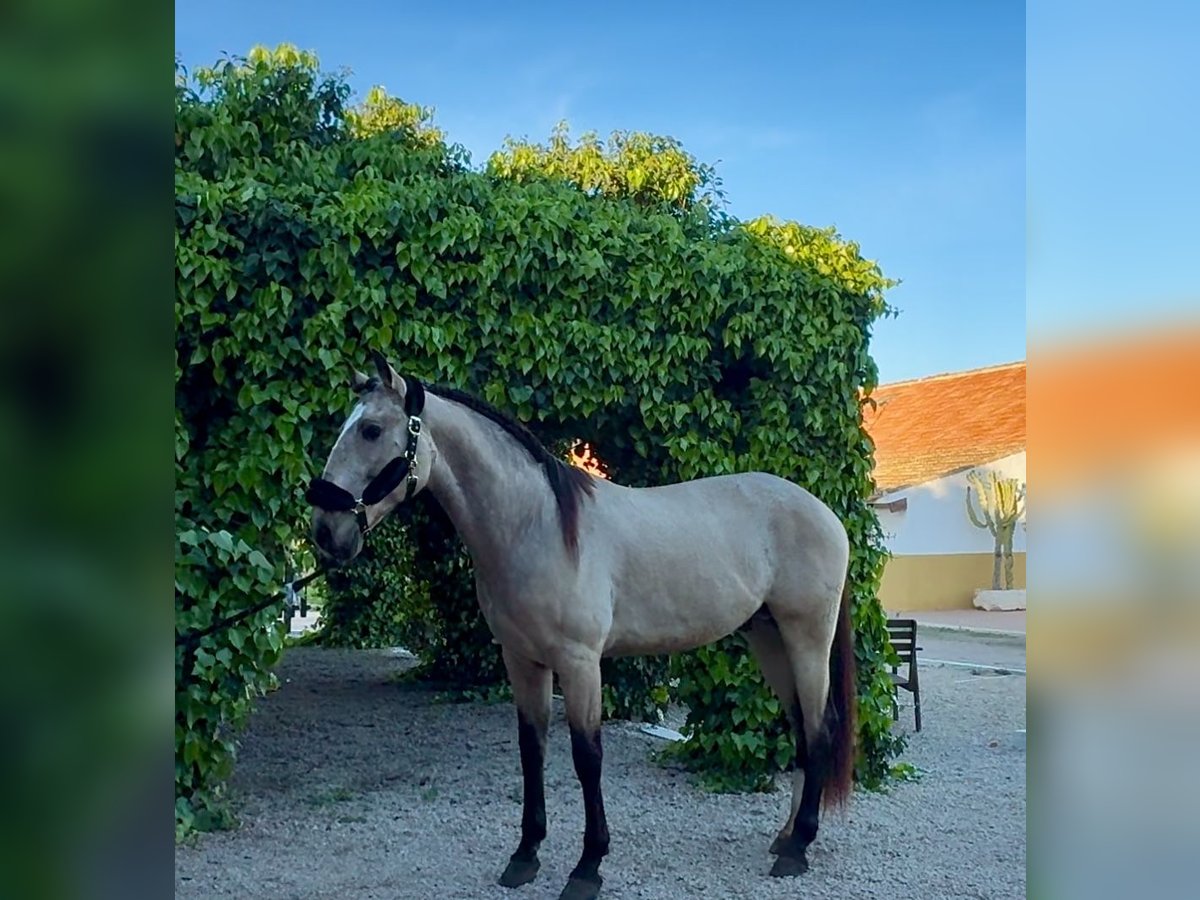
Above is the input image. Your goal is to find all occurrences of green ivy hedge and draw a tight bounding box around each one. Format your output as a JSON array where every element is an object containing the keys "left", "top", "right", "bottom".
[
  {"left": 175, "top": 45, "right": 903, "bottom": 832},
  {"left": 174, "top": 523, "right": 284, "bottom": 837},
  {"left": 316, "top": 514, "right": 426, "bottom": 651}
]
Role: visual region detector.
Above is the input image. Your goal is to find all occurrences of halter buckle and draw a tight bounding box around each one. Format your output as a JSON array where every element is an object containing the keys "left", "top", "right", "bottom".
[{"left": 353, "top": 499, "right": 370, "bottom": 533}]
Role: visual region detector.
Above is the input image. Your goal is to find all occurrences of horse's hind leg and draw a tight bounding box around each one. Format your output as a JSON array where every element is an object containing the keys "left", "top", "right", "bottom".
[
  {"left": 499, "top": 647, "right": 552, "bottom": 889},
  {"left": 555, "top": 650, "right": 609, "bottom": 900},
  {"left": 744, "top": 615, "right": 801, "bottom": 854},
  {"left": 768, "top": 620, "right": 834, "bottom": 877}
]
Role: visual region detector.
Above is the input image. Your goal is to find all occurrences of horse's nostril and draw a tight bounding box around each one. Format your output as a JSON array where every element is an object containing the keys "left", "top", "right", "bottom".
[{"left": 316, "top": 522, "right": 333, "bottom": 550}]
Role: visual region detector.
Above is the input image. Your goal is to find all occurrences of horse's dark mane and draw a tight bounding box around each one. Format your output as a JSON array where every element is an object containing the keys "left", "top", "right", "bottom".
[{"left": 424, "top": 383, "right": 596, "bottom": 555}]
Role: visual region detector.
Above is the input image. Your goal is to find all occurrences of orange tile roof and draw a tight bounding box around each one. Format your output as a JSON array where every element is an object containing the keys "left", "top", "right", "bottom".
[
  {"left": 1030, "top": 327, "right": 1200, "bottom": 495},
  {"left": 864, "top": 361, "right": 1026, "bottom": 496}
]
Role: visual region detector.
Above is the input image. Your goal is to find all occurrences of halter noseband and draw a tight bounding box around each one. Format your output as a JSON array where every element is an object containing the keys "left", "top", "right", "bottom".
[{"left": 305, "top": 378, "right": 426, "bottom": 534}]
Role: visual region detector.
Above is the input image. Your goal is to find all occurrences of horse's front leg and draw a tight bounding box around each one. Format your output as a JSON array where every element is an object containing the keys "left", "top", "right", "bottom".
[
  {"left": 499, "top": 647, "right": 551, "bottom": 889},
  {"left": 556, "top": 651, "right": 609, "bottom": 900}
]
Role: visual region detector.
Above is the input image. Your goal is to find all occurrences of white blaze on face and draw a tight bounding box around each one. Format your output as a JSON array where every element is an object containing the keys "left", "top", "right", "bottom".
[{"left": 332, "top": 403, "right": 366, "bottom": 453}]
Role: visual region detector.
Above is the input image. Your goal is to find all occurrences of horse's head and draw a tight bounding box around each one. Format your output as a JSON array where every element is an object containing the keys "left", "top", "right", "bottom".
[{"left": 306, "top": 351, "right": 432, "bottom": 564}]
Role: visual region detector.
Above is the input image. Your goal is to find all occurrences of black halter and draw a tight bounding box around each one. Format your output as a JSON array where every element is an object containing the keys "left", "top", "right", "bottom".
[{"left": 305, "top": 378, "right": 426, "bottom": 534}]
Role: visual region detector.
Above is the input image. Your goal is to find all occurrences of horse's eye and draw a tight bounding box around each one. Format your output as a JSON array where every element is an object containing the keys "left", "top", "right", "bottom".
[{"left": 361, "top": 422, "right": 383, "bottom": 442}]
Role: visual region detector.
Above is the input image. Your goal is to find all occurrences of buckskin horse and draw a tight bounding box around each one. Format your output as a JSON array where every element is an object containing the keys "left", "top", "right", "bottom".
[{"left": 307, "top": 352, "right": 856, "bottom": 900}]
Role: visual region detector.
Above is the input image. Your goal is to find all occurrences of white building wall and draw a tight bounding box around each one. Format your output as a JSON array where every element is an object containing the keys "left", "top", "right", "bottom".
[{"left": 876, "top": 451, "right": 1026, "bottom": 556}]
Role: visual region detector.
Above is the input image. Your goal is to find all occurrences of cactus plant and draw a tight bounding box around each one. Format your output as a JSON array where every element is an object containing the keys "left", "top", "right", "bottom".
[{"left": 965, "top": 470, "right": 1026, "bottom": 590}]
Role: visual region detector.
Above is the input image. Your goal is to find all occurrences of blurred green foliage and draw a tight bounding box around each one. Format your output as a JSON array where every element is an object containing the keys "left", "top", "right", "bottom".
[{"left": 1, "top": 2, "right": 165, "bottom": 897}]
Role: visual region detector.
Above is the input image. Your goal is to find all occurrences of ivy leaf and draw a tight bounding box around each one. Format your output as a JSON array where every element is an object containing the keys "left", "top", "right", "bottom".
[{"left": 207, "top": 531, "right": 234, "bottom": 553}]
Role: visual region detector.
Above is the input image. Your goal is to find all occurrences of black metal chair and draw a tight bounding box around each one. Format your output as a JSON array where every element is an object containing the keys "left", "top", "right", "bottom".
[{"left": 886, "top": 618, "right": 922, "bottom": 732}]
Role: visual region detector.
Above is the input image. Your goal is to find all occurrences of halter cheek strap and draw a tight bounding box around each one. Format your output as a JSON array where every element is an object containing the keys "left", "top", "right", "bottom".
[{"left": 305, "top": 378, "right": 426, "bottom": 534}]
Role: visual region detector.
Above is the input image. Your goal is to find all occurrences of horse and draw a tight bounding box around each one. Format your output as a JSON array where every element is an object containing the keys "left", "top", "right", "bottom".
[{"left": 307, "top": 351, "right": 857, "bottom": 900}]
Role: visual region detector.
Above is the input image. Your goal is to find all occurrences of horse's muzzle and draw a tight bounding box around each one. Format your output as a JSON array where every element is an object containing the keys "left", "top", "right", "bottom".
[{"left": 312, "top": 513, "right": 363, "bottom": 564}]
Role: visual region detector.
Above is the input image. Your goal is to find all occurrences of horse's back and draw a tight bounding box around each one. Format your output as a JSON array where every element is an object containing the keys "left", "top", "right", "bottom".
[
  {"left": 602, "top": 471, "right": 844, "bottom": 545},
  {"left": 590, "top": 471, "right": 847, "bottom": 656}
]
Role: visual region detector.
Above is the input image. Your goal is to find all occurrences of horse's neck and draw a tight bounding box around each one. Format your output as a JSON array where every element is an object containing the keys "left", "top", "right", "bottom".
[{"left": 422, "top": 394, "right": 550, "bottom": 564}]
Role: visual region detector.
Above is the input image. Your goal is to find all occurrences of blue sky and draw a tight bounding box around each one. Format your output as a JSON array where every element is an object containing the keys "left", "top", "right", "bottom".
[
  {"left": 1027, "top": 0, "right": 1199, "bottom": 340},
  {"left": 176, "top": 1, "right": 1026, "bottom": 384}
]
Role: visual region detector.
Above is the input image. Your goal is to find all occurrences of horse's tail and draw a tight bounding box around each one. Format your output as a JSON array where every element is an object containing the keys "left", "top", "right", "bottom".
[{"left": 823, "top": 577, "right": 857, "bottom": 809}]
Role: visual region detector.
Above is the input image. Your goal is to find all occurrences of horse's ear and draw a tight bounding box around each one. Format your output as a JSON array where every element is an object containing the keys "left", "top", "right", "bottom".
[
  {"left": 351, "top": 368, "right": 371, "bottom": 394},
  {"left": 370, "top": 350, "right": 403, "bottom": 393}
]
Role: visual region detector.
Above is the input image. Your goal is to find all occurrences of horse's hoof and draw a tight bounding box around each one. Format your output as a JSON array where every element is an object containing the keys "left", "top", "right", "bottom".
[
  {"left": 768, "top": 833, "right": 789, "bottom": 855},
  {"left": 769, "top": 851, "right": 809, "bottom": 877},
  {"left": 499, "top": 855, "right": 540, "bottom": 888},
  {"left": 558, "top": 875, "right": 602, "bottom": 900}
]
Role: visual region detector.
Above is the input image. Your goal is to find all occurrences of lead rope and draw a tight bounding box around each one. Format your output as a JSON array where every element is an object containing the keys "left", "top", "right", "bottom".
[{"left": 176, "top": 567, "right": 328, "bottom": 650}]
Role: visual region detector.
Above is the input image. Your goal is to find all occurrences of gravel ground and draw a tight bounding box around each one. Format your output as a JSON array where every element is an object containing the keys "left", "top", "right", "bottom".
[{"left": 176, "top": 647, "right": 1025, "bottom": 899}]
